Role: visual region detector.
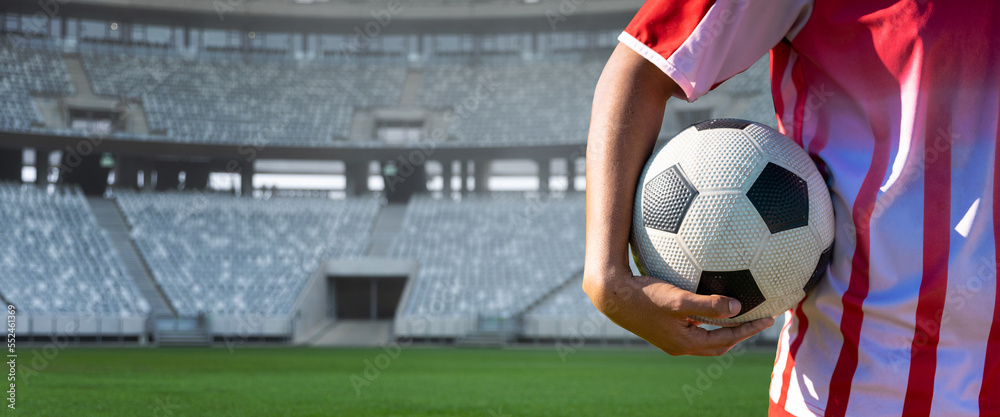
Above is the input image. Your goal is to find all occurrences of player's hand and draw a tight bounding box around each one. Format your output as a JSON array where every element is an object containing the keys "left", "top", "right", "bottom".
[{"left": 583, "top": 268, "right": 775, "bottom": 356}]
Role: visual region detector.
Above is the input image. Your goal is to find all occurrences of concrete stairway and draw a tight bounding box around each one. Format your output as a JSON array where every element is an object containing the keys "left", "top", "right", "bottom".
[
  {"left": 517, "top": 269, "right": 585, "bottom": 319},
  {"left": 87, "top": 197, "right": 176, "bottom": 317},
  {"left": 157, "top": 329, "right": 212, "bottom": 347},
  {"left": 456, "top": 332, "right": 511, "bottom": 348},
  {"left": 120, "top": 101, "right": 151, "bottom": 134},
  {"left": 62, "top": 57, "right": 116, "bottom": 109},
  {"left": 398, "top": 68, "right": 423, "bottom": 107},
  {"left": 154, "top": 318, "right": 211, "bottom": 347},
  {"left": 366, "top": 204, "right": 408, "bottom": 256},
  {"left": 309, "top": 320, "right": 393, "bottom": 347},
  {"left": 64, "top": 56, "right": 153, "bottom": 135},
  {"left": 32, "top": 97, "right": 65, "bottom": 128}
]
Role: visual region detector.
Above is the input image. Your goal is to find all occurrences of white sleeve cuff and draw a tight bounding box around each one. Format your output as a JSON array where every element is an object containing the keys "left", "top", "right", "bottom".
[{"left": 618, "top": 31, "right": 699, "bottom": 103}]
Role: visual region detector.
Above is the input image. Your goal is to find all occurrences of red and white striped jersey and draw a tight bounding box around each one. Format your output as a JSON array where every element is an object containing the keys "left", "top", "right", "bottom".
[{"left": 619, "top": 1, "right": 1000, "bottom": 415}]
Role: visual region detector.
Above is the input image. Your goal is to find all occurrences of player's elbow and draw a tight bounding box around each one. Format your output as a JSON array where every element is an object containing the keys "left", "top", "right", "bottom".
[{"left": 582, "top": 271, "right": 611, "bottom": 313}]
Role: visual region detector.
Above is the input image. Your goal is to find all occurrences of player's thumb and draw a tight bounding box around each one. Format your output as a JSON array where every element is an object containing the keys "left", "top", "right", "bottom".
[{"left": 678, "top": 292, "right": 741, "bottom": 319}]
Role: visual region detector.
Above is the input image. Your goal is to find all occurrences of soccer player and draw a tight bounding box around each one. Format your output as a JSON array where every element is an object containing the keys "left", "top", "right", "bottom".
[{"left": 583, "top": 1, "right": 1000, "bottom": 415}]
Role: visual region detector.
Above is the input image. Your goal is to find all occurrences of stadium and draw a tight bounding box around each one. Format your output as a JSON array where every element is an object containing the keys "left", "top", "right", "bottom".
[{"left": 2, "top": 0, "right": 782, "bottom": 415}]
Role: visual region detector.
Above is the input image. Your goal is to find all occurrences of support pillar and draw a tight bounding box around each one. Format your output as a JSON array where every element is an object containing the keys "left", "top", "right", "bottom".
[
  {"left": 346, "top": 161, "right": 367, "bottom": 196},
  {"left": 115, "top": 156, "right": 135, "bottom": 189},
  {"left": 538, "top": 158, "right": 550, "bottom": 193},
  {"left": 240, "top": 161, "right": 254, "bottom": 197},
  {"left": 567, "top": 156, "right": 578, "bottom": 192},
  {"left": 445, "top": 160, "right": 455, "bottom": 192},
  {"left": 456, "top": 160, "right": 466, "bottom": 192},
  {"left": 0, "top": 148, "right": 22, "bottom": 182},
  {"left": 35, "top": 149, "right": 50, "bottom": 186},
  {"left": 141, "top": 159, "right": 154, "bottom": 190},
  {"left": 473, "top": 159, "right": 489, "bottom": 194}
]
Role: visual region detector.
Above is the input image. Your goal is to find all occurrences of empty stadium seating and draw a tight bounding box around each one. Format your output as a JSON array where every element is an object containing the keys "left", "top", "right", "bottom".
[
  {"left": 0, "top": 86, "right": 42, "bottom": 131},
  {"left": 525, "top": 277, "right": 603, "bottom": 319},
  {"left": 117, "top": 192, "right": 381, "bottom": 316},
  {"left": 0, "top": 36, "right": 74, "bottom": 132},
  {"left": 0, "top": 28, "right": 777, "bottom": 342},
  {"left": 715, "top": 58, "right": 776, "bottom": 126},
  {"left": 1, "top": 34, "right": 775, "bottom": 147},
  {"left": 81, "top": 52, "right": 404, "bottom": 146},
  {"left": 390, "top": 193, "right": 585, "bottom": 320},
  {"left": 417, "top": 61, "right": 604, "bottom": 145},
  {"left": 519, "top": 276, "right": 640, "bottom": 340},
  {"left": 0, "top": 182, "right": 149, "bottom": 315},
  {"left": 0, "top": 38, "right": 75, "bottom": 96}
]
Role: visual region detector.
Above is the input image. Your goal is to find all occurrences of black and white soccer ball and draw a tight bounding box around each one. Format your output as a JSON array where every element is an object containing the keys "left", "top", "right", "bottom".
[{"left": 630, "top": 119, "right": 835, "bottom": 325}]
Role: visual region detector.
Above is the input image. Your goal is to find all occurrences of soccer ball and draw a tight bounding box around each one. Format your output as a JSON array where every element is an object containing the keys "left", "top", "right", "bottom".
[{"left": 630, "top": 119, "right": 835, "bottom": 325}]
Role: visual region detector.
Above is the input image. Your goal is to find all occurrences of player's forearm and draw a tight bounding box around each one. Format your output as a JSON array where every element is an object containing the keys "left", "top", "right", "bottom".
[{"left": 583, "top": 44, "right": 676, "bottom": 300}]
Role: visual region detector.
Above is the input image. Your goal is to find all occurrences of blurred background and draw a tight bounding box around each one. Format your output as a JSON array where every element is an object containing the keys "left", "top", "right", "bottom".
[
  {"left": 1, "top": 0, "right": 781, "bottom": 414},
  {"left": 0, "top": 0, "right": 781, "bottom": 348}
]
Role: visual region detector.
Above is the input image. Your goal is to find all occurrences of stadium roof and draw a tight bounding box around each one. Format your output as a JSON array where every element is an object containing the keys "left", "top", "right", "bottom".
[{"left": 6, "top": 0, "right": 643, "bottom": 33}]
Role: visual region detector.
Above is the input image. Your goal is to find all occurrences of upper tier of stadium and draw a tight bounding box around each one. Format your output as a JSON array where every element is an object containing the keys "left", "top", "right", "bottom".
[
  {"left": 0, "top": 0, "right": 772, "bottom": 153},
  {"left": 0, "top": 35, "right": 772, "bottom": 149}
]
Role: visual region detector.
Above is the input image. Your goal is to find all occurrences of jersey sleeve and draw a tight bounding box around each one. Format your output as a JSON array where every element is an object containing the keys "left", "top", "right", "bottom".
[{"left": 620, "top": 0, "right": 813, "bottom": 102}]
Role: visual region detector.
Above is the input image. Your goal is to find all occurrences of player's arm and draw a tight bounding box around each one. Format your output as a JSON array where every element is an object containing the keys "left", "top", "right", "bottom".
[{"left": 583, "top": 43, "right": 774, "bottom": 356}]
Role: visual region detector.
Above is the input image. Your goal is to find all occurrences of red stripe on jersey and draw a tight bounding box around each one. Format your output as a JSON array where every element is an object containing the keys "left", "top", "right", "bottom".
[
  {"left": 769, "top": 43, "right": 792, "bottom": 136},
  {"left": 981, "top": 109, "right": 1000, "bottom": 413},
  {"left": 901, "top": 99, "right": 952, "bottom": 417},
  {"left": 769, "top": 398, "right": 797, "bottom": 417},
  {"left": 805, "top": 65, "right": 832, "bottom": 155},
  {"left": 773, "top": 313, "right": 794, "bottom": 368},
  {"left": 790, "top": 60, "right": 807, "bottom": 148},
  {"left": 774, "top": 63, "right": 831, "bottom": 409},
  {"left": 775, "top": 300, "right": 810, "bottom": 412},
  {"left": 825, "top": 115, "right": 893, "bottom": 416},
  {"left": 623, "top": 0, "right": 716, "bottom": 65}
]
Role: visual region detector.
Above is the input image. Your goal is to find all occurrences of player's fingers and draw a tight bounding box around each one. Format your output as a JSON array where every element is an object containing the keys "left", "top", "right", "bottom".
[
  {"left": 697, "top": 317, "right": 775, "bottom": 350},
  {"left": 674, "top": 292, "right": 742, "bottom": 319}
]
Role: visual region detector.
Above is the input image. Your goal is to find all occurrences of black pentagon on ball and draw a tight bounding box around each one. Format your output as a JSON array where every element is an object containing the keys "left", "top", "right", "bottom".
[
  {"left": 747, "top": 162, "right": 809, "bottom": 234},
  {"left": 696, "top": 270, "right": 766, "bottom": 318},
  {"left": 693, "top": 118, "right": 752, "bottom": 131},
  {"left": 642, "top": 164, "right": 699, "bottom": 234},
  {"left": 803, "top": 243, "right": 834, "bottom": 294}
]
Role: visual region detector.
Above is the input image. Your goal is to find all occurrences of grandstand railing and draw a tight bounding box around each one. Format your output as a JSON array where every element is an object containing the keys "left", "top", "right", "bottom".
[{"left": 14, "top": 314, "right": 148, "bottom": 344}]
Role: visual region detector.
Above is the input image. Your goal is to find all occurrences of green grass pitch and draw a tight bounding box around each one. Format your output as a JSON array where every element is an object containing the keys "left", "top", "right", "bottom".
[{"left": 15, "top": 346, "right": 775, "bottom": 416}]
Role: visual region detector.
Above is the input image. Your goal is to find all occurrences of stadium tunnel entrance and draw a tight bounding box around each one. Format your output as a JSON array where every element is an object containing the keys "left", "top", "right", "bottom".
[
  {"left": 299, "top": 259, "right": 418, "bottom": 346},
  {"left": 331, "top": 277, "right": 406, "bottom": 320}
]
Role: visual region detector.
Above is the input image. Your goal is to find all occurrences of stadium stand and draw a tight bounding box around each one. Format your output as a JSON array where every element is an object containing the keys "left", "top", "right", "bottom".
[
  {"left": 0, "top": 37, "right": 74, "bottom": 132},
  {"left": 525, "top": 276, "right": 602, "bottom": 319},
  {"left": 116, "top": 192, "right": 381, "bottom": 316},
  {"left": 0, "top": 84, "right": 42, "bottom": 132},
  {"left": 417, "top": 60, "right": 604, "bottom": 145},
  {"left": 82, "top": 52, "right": 405, "bottom": 146},
  {"left": 2, "top": 35, "right": 770, "bottom": 147},
  {"left": 390, "top": 193, "right": 585, "bottom": 323},
  {"left": 0, "top": 38, "right": 75, "bottom": 96},
  {"left": 715, "top": 58, "right": 776, "bottom": 126},
  {"left": 0, "top": 10, "right": 780, "bottom": 344},
  {"left": 519, "top": 275, "right": 637, "bottom": 340},
  {"left": 0, "top": 182, "right": 150, "bottom": 315}
]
